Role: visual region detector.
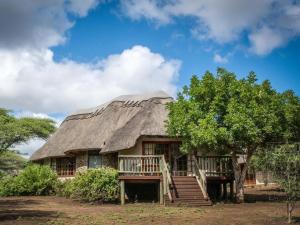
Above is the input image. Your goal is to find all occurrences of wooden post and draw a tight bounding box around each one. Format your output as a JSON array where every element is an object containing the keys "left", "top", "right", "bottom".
[
  {"left": 120, "top": 180, "right": 125, "bottom": 205},
  {"left": 230, "top": 181, "right": 234, "bottom": 201},
  {"left": 223, "top": 183, "right": 228, "bottom": 201},
  {"left": 160, "top": 179, "right": 164, "bottom": 205}
]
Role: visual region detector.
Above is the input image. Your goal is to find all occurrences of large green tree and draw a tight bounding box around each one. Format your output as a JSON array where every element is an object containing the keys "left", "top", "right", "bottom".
[
  {"left": 0, "top": 108, "right": 56, "bottom": 152},
  {"left": 166, "top": 68, "right": 300, "bottom": 202}
]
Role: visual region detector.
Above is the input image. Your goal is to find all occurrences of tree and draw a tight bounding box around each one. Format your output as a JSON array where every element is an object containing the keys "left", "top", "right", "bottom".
[
  {"left": 0, "top": 108, "right": 56, "bottom": 152},
  {"left": 166, "top": 68, "right": 300, "bottom": 202},
  {"left": 253, "top": 144, "right": 300, "bottom": 223},
  {"left": 0, "top": 150, "right": 27, "bottom": 175}
]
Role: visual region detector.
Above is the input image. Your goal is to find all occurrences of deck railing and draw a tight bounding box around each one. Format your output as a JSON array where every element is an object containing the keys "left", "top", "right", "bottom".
[
  {"left": 161, "top": 155, "right": 173, "bottom": 202},
  {"left": 196, "top": 156, "right": 233, "bottom": 177},
  {"left": 118, "top": 155, "right": 173, "bottom": 203},
  {"left": 192, "top": 155, "right": 208, "bottom": 200},
  {"left": 118, "top": 155, "right": 162, "bottom": 175}
]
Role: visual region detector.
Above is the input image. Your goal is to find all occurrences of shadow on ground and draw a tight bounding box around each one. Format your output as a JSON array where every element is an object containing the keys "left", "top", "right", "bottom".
[
  {"left": 0, "top": 209, "right": 59, "bottom": 221},
  {"left": 0, "top": 198, "right": 60, "bottom": 222}
]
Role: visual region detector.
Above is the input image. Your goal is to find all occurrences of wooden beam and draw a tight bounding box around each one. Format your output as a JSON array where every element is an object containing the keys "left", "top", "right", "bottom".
[
  {"left": 119, "top": 176, "right": 162, "bottom": 180},
  {"left": 159, "top": 180, "right": 163, "bottom": 205},
  {"left": 120, "top": 180, "right": 125, "bottom": 205}
]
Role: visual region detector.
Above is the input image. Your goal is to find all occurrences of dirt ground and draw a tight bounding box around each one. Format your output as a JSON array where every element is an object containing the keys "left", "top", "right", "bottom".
[{"left": 0, "top": 186, "right": 299, "bottom": 225}]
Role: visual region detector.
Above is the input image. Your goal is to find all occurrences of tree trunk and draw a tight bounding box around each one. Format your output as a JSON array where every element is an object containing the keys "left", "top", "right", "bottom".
[
  {"left": 231, "top": 152, "right": 250, "bottom": 203},
  {"left": 287, "top": 202, "right": 294, "bottom": 224}
]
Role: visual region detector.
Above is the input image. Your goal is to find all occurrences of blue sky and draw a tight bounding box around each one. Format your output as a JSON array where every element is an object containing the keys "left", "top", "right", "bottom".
[
  {"left": 54, "top": 1, "right": 300, "bottom": 96},
  {"left": 1, "top": 0, "right": 300, "bottom": 156}
]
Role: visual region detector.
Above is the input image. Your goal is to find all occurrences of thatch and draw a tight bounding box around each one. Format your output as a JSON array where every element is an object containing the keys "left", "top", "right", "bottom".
[{"left": 30, "top": 91, "right": 173, "bottom": 161}]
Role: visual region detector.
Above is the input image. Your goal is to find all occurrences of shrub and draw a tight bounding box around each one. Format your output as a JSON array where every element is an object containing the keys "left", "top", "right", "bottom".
[
  {"left": 55, "top": 179, "right": 73, "bottom": 198},
  {"left": 0, "top": 164, "right": 58, "bottom": 196},
  {"left": 66, "top": 167, "right": 119, "bottom": 202}
]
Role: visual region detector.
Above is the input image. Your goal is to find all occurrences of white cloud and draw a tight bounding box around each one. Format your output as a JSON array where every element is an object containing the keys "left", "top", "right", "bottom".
[
  {"left": 0, "top": 0, "right": 181, "bottom": 156},
  {"left": 14, "top": 139, "right": 46, "bottom": 159},
  {"left": 213, "top": 53, "right": 228, "bottom": 64},
  {"left": 121, "top": 0, "right": 171, "bottom": 24},
  {"left": 67, "top": 0, "right": 100, "bottom": 17},
  {"left": 0, "top": 0, "right": 100, "bottom": 49},
  {"left": 0, "top": 46, "right": 180, "bottom": 113},
  {"left": 249, "top": 26, "right": 285, "bottom": 55},
  {"left": 121, "top": 0, "right": 300, "bottom": 55}
]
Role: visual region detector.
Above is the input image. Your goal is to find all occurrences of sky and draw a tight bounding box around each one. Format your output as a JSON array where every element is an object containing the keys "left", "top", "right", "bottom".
[{"left": 1, "top": 0, "right": 300, "bottom": 156}]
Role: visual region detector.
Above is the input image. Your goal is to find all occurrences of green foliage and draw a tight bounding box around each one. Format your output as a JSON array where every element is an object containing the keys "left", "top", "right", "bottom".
[
  {"left": 55, "top": 179, "right": 73, "bottom": 198},
  {"left": 58, "top": 168, "right": 119, "bottom": 202},
  {"left": 0, "top": 164, "right": 58, "bottom": 196},
  {"left": 269, "top": 145, "right": 300, "bottom": 200},
  {"left": 0, "top": 150, "right": 27, "bottom": 175},
  {"left": 167, "top": 68, "right": 300, "bottom": 154},
  {"left": 252, "top": 144, "right": 300, "bottom": 223},
  {"left": 0, "top": 108, "right": 56, "bottom": 152}
]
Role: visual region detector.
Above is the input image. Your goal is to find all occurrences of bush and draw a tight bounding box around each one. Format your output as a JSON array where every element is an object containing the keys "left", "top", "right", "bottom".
[
  {"left": 55, "top": 179, "right": 73, "bottom": 198},
  {"left": 64, "top": 167, "right": 119, "bottom": 202},
  {"left": 0, "top": 164, "right": 58, "bottom": 196}
]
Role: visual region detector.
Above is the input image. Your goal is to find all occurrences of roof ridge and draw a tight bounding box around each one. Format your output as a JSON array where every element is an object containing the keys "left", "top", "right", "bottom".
[{"left": 69, "top": 90, "right": 172, "bottom": 116}]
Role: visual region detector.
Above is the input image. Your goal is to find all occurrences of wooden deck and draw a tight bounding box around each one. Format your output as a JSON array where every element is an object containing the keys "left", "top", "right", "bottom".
[{"left": 118, "top": 154, "right": 234, "bottom": 205}]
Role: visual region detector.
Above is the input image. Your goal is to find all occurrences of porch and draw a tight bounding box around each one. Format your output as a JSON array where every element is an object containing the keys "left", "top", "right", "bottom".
[{"left": 118, "top": 154, "right": 234, "bottom": 205}]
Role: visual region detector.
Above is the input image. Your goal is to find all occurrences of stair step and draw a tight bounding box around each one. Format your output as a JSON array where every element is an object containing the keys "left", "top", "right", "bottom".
[{"left": 173, "top": 182, "right": 199, "bottom": 185}]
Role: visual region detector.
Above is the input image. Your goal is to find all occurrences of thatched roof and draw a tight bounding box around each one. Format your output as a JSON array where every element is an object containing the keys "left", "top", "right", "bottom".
[{"left": 30, "top": 91, "right": 173, "bottom": 161}]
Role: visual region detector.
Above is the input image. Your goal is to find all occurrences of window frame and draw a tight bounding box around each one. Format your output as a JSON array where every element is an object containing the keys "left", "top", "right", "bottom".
[{"left": 88, "top": 151, "right": 102, "bottom": 169}]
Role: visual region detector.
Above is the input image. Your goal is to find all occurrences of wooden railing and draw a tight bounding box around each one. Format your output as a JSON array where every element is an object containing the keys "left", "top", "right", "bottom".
[
  {"left": 196, "top": 156, "right": 233, "bottom": 177},
  {"left": 161, "top": 155, "right": 173, "bottom": 202},
  {"left": 118, "top": 155, "right": 173, "bottom": 203},
  {"left": 192, "top": 155, "right": 208, "bottom": 200},
  {"left": 118, "top": 155, "right": 161, "bottom": 175}
]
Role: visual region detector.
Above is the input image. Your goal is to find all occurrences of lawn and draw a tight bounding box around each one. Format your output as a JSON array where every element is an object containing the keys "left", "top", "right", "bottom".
[{"left": 0, "top": 186, "right": 299, "bottom": 225}]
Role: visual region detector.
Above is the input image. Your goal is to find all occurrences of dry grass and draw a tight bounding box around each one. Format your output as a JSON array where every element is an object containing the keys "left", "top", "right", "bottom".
[{"left": 0, "top": 186, "right": 299, "bottom": 225}]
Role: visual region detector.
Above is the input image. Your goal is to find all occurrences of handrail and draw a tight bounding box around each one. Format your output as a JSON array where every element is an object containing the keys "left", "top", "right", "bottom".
[
  {"left": 192, "top": 155, "right": 208, "bottom": 200},
  {"left": 196, "top": 155, "right": 233, "bottom": 177},
  {"left": 118, "top": 155, "right": 161, "bottom": 174},
  {"left": 161, "top": 155, "right": 173, "bottom": 203},
  {"left": 118, "top": 155, "right": 173, "bottom": 203}
]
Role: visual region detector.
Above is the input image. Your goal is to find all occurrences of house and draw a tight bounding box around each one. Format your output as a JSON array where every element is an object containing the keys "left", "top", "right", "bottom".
[{"left": 30, "top": 91, "right": 234, "bottom": 206}]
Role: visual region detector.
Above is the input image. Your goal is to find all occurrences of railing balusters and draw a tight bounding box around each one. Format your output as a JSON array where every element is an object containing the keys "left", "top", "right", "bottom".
[
  {"left": 118, "top": 155, "right": 162, "bottom": 175},
  {"left": 195, "top": 156, "right": 233, "bottom": 177}
]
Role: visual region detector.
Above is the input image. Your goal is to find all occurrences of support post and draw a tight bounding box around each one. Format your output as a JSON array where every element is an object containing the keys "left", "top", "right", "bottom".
[
  {"left": 160, "top": 179, "right": 164, "bottom": 205},
  {"left": 120, "top": 180, "right": 125, "bottom": 205},
  {"left": 230, "top": 181, "right": 234, "bottom": 201},
  {"left": 223, "top": 183, "right": 228, "bottom": 201}
]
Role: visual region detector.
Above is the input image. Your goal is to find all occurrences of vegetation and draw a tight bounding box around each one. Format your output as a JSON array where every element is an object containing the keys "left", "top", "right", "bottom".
[
  {"left": 0, "top": 150, "right": 27, "bottom": 175},
  {"left": 0, "top": 108, "right": 56, "bottom": 153},
  {"left": 58, "top": 168, "right": 119, "bottom": 202},
  {"left": 167, "top": 68, "right": 300, "bottom": 202},
  {"left": 252, "top": 144, "right": 300, "bottom": 223},
  {"left": 0, "top": 164, "right": 58, "bottom": 196}
]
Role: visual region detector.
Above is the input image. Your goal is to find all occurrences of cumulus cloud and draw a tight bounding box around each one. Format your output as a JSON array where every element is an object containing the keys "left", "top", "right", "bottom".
[
  {"left": 0, "top": 0, "right": 100, "bottom": 49},
  {"left": 121, "top": 0, "right": 300, "bottom": 55},
  {"left": 0, "top": 46, "right": 180, "bottom": 113},
  {"left": 213, "top": 54, "right": 228, "bottom": 64},
  {"left": 0, "top": 0, "right": 181, "bottom": 156}
]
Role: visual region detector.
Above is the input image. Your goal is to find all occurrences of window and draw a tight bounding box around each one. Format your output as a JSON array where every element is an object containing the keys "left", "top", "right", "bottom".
[
  {"left": 56, "top": 157, "right": 75, "bottom": 176},
  {"left": 143, "top": 143, "right": 169, "bottom": 155},
  {"left": 88, "top": 152, "right": 102, "bottom": 168}
]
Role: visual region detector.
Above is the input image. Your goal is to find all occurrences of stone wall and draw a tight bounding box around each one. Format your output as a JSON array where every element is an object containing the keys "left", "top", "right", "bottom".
[
  {"left": 102, "top": 153, "right": 118, "bottom": 169},
  {"left": 76, "top": 152, "right": 88, "bottom": 173}
]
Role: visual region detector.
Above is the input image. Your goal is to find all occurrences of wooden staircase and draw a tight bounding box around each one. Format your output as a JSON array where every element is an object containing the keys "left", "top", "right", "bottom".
[{"left": 164, "top": 176, "right": 212, "bottom": 207}]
